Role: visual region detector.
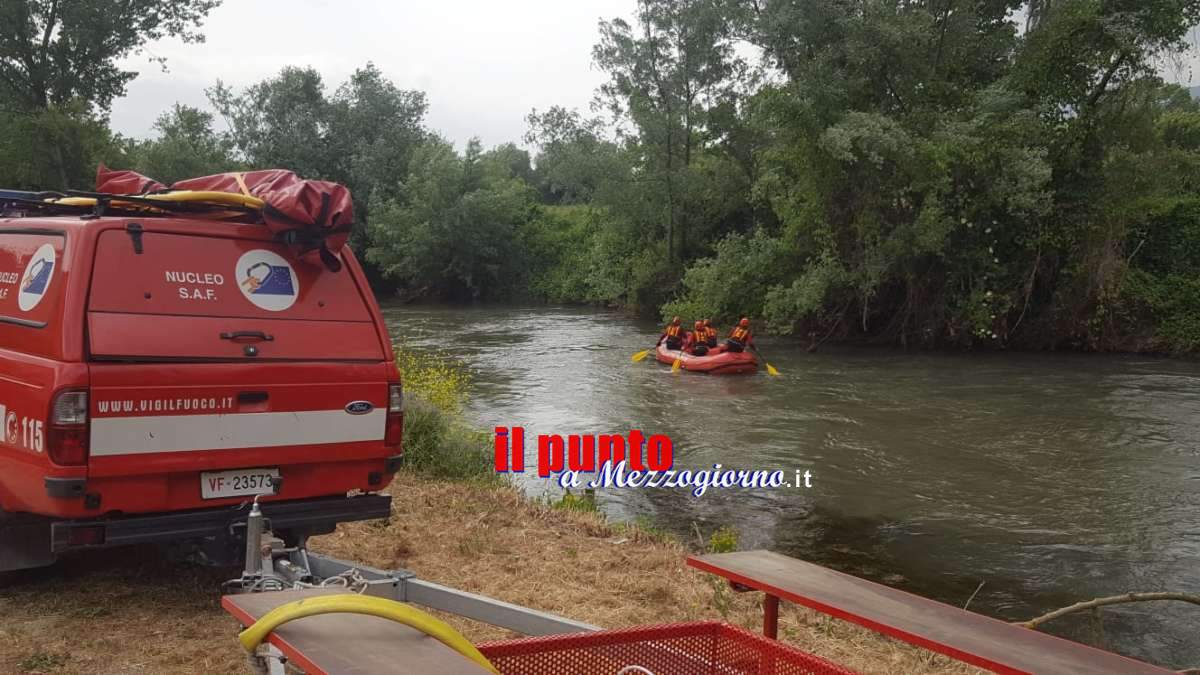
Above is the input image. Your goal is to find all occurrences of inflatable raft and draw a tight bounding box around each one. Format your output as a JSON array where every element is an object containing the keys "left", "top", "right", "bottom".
[{"left": 656, "top": 343, "right": 758, "bottom": 375}]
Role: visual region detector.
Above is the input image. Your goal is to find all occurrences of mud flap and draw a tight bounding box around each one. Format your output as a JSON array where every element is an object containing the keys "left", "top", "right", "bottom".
[{"left": 0, "top": 514, "right": 56, "bottom": 572}]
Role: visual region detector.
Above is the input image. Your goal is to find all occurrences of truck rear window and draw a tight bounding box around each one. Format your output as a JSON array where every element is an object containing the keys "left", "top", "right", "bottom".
[{"left": 87, "top": 230, "right": 384, "bottom": 361}]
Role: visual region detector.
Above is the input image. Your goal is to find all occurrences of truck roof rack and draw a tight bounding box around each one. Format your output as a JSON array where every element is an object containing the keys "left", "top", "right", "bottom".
[{"left": 0, "top": 188, "right": 262, "bottom": 221}]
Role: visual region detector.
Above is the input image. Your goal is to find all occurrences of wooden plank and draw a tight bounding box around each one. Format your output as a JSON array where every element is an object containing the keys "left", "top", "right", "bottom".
[
  {"left": 222, "top": 589, "right": 492, "bottom": 675},
  {"left": 688, "top": 551, "right": 1173, "bottom": 675}
]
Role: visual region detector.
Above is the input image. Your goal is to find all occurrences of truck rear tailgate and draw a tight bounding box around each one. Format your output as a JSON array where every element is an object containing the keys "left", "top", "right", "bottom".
[
  {"left": 87, "top": 363, "right": 390, "bottom": 476},
  {"left": 83, "top": 227, "right": 397, "bottom": 513},
  {"left": 87, "top": 228, "right": 385, "bottom": 361}
]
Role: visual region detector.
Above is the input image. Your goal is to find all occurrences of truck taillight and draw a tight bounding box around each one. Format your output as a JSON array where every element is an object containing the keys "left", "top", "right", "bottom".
[
  {"left": 49, "top": 390, "right": 89, "bottom": 466},
  {"left": 385, "top": 383, "right": 403, "bottom": 448}
]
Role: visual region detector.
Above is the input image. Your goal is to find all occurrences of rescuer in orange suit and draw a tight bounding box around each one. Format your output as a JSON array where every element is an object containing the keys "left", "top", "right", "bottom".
[
  {"left": 703, "top": 319, "right": 719, "bottom": 348},
  {"left": 725, "top": 318, "right": 753, "bottom": 353},
  {"left": 688, "top": 320, "right": 711, "bottom": 356},
  {"left": 658, "top": 316, "right": 684, "bottom": 350}
]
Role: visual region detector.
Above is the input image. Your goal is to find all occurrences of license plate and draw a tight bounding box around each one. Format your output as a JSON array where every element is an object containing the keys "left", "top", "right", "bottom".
[{"left": 201, "top": 468, "right": 279, "bottom": 499}]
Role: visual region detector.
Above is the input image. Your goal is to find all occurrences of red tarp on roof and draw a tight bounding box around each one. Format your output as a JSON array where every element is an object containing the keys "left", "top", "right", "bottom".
[
  {"left": 95, "top": 165, "right": 166, "bottom": 194},
  {"left": 94, "top": 165, "right": 354, "bottom": 269}
]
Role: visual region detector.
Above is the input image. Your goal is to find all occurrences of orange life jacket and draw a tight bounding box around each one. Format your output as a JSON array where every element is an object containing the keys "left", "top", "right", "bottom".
[
  {"left": 705, "top": 326, "right": 717, "bottom": 340},
  {"left": 691, "top": 329, "right": 707, "bottom": 344},
  {"left": 730, "top": 326, "right": 750, "bottom": 342},
  {"left": 665, "top": 324, "right": 682, "bottom": 338}
]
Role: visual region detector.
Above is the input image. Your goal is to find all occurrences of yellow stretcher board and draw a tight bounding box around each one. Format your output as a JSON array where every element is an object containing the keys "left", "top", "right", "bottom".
[{"left": 49, "top": 190, "right": 266, "bottom": 215}]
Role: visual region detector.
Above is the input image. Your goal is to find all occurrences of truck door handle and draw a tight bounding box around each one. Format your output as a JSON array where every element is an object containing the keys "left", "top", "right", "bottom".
[
  {"left": 237, "top": 391, "right": 269, "bottom": 404},
  {"left": 220, "top": 331, "right": 274, "bottom": 342}
]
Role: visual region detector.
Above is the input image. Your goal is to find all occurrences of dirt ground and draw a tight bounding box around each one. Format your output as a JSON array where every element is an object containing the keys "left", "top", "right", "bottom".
[{"left": 0, "top": 473, "right": 981, "bottom": 674}]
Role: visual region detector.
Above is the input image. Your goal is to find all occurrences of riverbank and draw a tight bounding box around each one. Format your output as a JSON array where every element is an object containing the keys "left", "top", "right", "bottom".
[
  {"left": 314, "top": 472, "right": 983, "bottom": 675},
  {"left": 0, "top": 471, "right": 980, "bottom": 675}
]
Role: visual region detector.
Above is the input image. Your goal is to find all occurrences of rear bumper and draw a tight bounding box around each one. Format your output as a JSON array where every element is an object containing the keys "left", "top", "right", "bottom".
[
  {"left": 49, "top": 493, "right": 391, "bottom": 554},
  {"left": 36, "top": 454, "right": 401, "bottom": 517}
]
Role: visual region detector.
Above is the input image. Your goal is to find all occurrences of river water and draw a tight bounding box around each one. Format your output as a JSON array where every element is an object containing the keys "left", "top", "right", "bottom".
[{"left": 382, "top": 303, "right": 1200, "bottom": 668}]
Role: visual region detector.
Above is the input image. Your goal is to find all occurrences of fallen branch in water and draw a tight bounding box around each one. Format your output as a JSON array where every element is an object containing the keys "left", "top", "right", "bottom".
[
  {"left": 1016, "top": 592, "right": 1200, "bottom": 630},
  {"left": 963, "top": 581, "right": 985, "bottom": 610}
]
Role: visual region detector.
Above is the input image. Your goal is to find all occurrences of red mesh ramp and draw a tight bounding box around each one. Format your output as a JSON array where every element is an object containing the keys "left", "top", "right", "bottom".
[{"left": 477, "top": 621, "right": 857, "bottom": 675}]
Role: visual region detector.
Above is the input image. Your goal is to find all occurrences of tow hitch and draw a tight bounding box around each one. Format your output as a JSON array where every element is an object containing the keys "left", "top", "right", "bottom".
[{"left": 225, "top": 492, "right": 598, "bottom": 675}]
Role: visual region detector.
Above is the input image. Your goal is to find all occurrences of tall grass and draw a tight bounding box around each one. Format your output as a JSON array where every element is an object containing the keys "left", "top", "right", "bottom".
[
  {"left": 394, "top": 347, "right": 471, "bottom": 414},
  {"left": 395, "top": 345, "right": 497, "bottom": 482}
]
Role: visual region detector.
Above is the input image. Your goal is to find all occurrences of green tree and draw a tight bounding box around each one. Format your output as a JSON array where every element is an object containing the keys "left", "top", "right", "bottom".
[
  {"left": 0, "top": 0, "right": 219, "bottom": 110},
  {"left": 0, "top": 102, "right": 122, "bottom": 190},
  {"left": 0, "top": 0, "right": 220, "bottom": 186},
  {"left": 517, "top": 205, "right": 599, "bottom": 302},
  {"left": 1004, "top": 1, "right": 1200, "bottom": 349},
  {"left": 636, "top": 0, "right": 1200, "bottom": 351},
  {"left": 125, "top": 104, "right": 237, "bottom": 183},
  {"left": 209, "top": 63, "right": 430, "bottom": 267},
  {"left": 210, "top": 63, "right": 428, "bottom": 187},
  {"left": 366, "top": 139, "right": 537, "bottom": 301},
  {"left": 326, "top": 63, "right": 429, "bottom": 208},
  {"left": 594, "top": 0, "right": 746, "bottom": 262},
  {"left": 209, "top": 67, "right": 331, "bottom": 179},
  {"left": 525, "top": 106, "right": 623, "bottom": 203}
]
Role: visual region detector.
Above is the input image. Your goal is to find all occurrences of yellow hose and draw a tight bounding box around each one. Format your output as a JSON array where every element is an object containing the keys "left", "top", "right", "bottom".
[{"left": 237, "top": 594, "right": 500, "bottom": 674}]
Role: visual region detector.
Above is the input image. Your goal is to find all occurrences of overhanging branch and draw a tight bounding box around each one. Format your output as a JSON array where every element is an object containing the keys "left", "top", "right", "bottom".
[
  {"left": 1017, "top": 592, "right": 1200, "bottom": 630},
  {"left": 1086, "top": 51, "right": 1130, "bottom": 110}
]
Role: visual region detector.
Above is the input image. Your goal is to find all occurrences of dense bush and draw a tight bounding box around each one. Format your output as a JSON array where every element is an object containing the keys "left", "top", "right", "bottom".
[{"left": 393, "top": 347, "right": 495, "bottom": 481}]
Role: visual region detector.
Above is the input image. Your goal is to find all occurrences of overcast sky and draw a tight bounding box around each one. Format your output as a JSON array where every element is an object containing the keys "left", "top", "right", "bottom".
[
  {"left": 109, "top": 1, "right": 1200, "bottom": 149},
  {"left": 108, "top": 0, "right": 637, "bottom": 148}
]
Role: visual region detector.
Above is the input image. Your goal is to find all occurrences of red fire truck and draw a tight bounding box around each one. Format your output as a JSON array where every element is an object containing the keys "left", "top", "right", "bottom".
[{"left": 0, "top": 171, "right": 401, "bottom": 571}]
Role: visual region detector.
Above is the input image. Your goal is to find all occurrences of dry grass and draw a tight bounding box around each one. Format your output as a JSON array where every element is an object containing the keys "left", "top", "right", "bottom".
[
  {"left": 0, "top": 547, "right": 245, "bottom": 674},
  {"left": 0, "top": 473, "right": 984, "bottom": 674},
  {"left": 311, "top": 473, "right": 981, "bottom": 675}
]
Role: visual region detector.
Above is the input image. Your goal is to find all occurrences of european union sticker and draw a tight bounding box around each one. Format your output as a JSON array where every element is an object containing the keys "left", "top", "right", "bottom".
[
  {"left": 245, "top": 263, "right": 296, "bottom": 296},
  {"left": 236, "top": 250, "right": 299, "bottom": 312},
  {"left": 18, "top": 243, "right": 56, "bottom": 312},
  {"left": 21, "top": 259, "right": 53, "bottom": 295}
]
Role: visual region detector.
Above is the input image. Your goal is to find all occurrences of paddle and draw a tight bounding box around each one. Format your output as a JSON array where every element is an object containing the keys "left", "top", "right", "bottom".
[
  {"left": 635, "top": 328, "right": 682, "bottom": 369},
  {"left": 633, "top": 336, "right": 665, "bottom": 362},
  {"left": 750, "top": 343, "right": 780, "bottom": 376}
]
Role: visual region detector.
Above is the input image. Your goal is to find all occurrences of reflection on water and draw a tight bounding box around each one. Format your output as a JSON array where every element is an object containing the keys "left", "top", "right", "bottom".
[{"left": 383, "top": 303, "right": 1200, "bottom": 668}]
